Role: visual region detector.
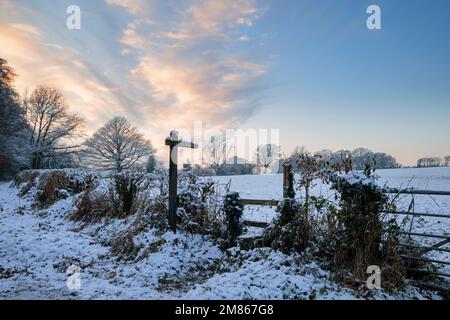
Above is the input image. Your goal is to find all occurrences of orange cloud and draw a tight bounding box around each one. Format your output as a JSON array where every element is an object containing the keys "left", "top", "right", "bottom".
[
  {"left": 115, "top": 0, "right": 267, "bottom": 134},
  {"left": 1, "top": 0, "right": 269, "bottom": 161},
  {"left": 0, "top": 20, "right": 123, "bottom": 135}
]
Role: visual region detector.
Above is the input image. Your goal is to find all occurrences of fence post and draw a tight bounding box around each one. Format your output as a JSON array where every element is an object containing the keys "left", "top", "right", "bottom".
[{"left": 283, "top": 161, "right": 295, "bottom": 199}]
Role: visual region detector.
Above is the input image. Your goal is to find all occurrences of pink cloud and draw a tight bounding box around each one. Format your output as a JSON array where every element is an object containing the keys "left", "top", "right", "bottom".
[{"left": 0, "top": 20, "right": 124, "bottom": 135}]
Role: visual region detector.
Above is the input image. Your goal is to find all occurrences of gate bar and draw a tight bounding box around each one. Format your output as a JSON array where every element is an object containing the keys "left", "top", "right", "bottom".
[
  {"left": 399, "top": 243, "right": 450, "bottom": 254},
  {"left": 398, "top": 231, "right": 450, "bottom": 240},
  {"left": 384, "top": 211, "right": 450, "bottom": 219}
]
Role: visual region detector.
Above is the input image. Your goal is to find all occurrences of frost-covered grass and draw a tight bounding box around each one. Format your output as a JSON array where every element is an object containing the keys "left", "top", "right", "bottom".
[{"left": 0, "top": 168, "right": 447, "bottom": 300}]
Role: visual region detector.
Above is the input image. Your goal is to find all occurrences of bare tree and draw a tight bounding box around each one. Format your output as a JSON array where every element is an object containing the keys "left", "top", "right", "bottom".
[
  {"left": 83, "top": 117, "right": 153, "bottom": 172},
  {"left": 256, "top": 144, "right": 280, "bottom": 174},
  {"left": 291, "top": 149, "right": 329, "bottom": 213},
  {"left": 23, "top": 85, "right": 85, "bottom": 169},
  {"left": 202, "top": 135, "right": 230, "bottom": 175}
]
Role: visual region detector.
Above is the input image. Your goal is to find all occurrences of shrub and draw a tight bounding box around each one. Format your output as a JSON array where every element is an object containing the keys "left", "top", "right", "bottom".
[
  {"left": 223, "top": 192, "right": 244, "bottom": 246},
  {"left": 111, "top": 172, "right": 141, "bottom": 216},
  {"left": 69, "top": 171, "right": 169, "bottom": 231},
  {"left": 13, "top": 169, "right": 98, "bottom": 208},
  {"left": 322, "top": 171, "right": 405, "bottom": 291},
  {"left": 36, "top": 171, "right": 73, "bottom": 207},
  {"left": 70, "top": 171, "right": 155, "bottom": 223},
  {"left": 262, "top": 199, "right": 314, "bottom": 254},
  {"left": 177, "top": 173, "right": 224, "bottom": 236},
  {"left": 70, "top": 190, "right": 115, "bottom": 223}
]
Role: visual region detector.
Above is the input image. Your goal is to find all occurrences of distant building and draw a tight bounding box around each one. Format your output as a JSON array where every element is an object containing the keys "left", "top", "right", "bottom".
[
  {"left": 220, "top": 156, "right": 256, "bottom": 176},
  {"left": 182, "top": 161, "right": 192, "bottom": 172}
]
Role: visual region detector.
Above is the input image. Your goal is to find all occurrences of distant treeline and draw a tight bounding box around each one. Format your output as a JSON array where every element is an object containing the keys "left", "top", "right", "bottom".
[
  {"left": 305, "top": 147, "right": 401, "bottom": 171},
  {"left": 191, "top": 147, "right": 401, "bottom": 177},
  {"left": 417, "top": 156, "right": 450, "bottom": 168}
]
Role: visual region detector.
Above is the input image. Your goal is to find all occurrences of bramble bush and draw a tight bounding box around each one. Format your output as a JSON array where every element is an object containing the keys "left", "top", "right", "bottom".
[
  {"left": 177, "top": 173, "right": 225, "bottom": 236},
  {"left": 222, "top": 192, "right": 244, "bottom": 247},
  {"left": 319, "top": 169, "right": 405, "bottom": 291}
]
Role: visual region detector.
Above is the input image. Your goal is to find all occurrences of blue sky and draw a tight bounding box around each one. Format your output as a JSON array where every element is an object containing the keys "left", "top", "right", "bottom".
[{"left": 1, "top": 0, "right": 449, "bottom": 165}]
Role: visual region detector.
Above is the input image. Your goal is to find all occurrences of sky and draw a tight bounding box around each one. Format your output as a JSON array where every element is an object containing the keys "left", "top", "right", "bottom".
[{"left": 1, "top": 0, "right": 449, "bottom": 166}]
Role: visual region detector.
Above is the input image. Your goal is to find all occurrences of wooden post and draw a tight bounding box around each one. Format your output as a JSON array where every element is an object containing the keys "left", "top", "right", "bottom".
[
  {"left": 283, "top": 163, "right": 289, "bottom": 198},
  {"left": 283, "top": 161, "right": 295, "bottom": 199},
  {"left": 167, "top": 131, "right": 179, "bottom": 233},
  {"left": 165, "top": 130, "right": 198, "bottom": 233}
]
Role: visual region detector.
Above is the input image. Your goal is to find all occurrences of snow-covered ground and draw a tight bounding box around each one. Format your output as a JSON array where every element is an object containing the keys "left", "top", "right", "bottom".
[
  {"left": 0, "top": 168, "right": 447, "bottom": 300},
  {"left": 0, "top": 181, "right": 367, "bottom": 300}
]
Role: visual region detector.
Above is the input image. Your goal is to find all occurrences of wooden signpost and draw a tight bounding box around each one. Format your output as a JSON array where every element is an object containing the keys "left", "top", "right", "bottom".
[{"left": 165, "top": 130, "right": 198, "bottom": 232}]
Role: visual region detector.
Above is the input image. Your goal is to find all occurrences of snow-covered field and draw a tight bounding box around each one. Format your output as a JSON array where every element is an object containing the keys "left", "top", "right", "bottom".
[
  {"left": 213, "top": 167, "right": 450, "bottom": 277},
  {"left": 213, "top": 167, "right": 450, "bottom": 205},
  {"left": 0, "top": 167, "right": 448, "bottom": 300},
  {"left": 212, "top": 167, "right": 450, "bottom": 224}
]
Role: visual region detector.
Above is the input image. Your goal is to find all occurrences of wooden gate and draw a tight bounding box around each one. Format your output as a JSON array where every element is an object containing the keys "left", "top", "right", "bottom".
[{"left": 382, "top": 188, "right": 450, "bottom": 292}]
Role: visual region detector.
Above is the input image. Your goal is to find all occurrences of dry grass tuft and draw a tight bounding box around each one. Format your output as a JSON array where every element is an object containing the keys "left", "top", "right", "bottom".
[
  {"left": 12, "top": 170, "right": 40, "bottom": 196},
  {"left": 69, "top": 191, "right": 115, "bottom": 223},
  {"left": 35, "top": 171, "right": 72, "bottom": 207}
]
